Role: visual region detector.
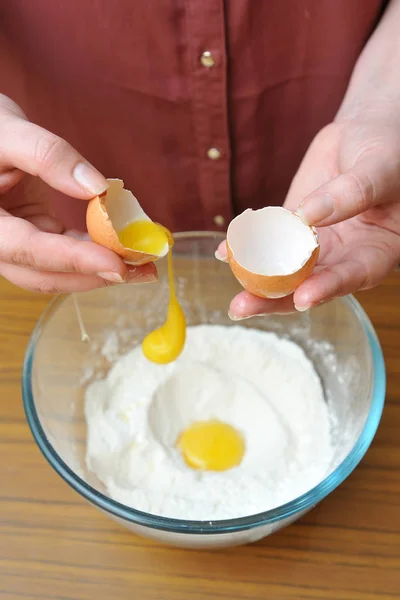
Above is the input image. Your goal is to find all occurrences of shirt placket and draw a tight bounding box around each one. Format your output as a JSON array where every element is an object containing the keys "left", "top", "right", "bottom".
[{"left": 186, "top": 0, "right": 232, "bottom": 230}]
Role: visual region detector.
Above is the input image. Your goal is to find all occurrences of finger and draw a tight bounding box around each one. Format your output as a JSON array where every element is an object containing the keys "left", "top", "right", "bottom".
[
  {"left": 293, "top": 246, "right": 396, "bottom": 310},
  {"left": 0, "top": 94, "right": 27, "bottom": 118},
  {"left": 0, "top": 261, "right": 158, "bottom": 294},
  {"left": 215, "top": 240, "right": 228, "bottom": 262},
  {"left": 0, "top": 213, "right": 128, "bottom": 279},
  {"left": 228, "top": 290, "right": 295, "bottom": 319},
  {"left": 296, "top": 153, "right": 399, "bottom": 227},
  {"left": 0, "top": 167, "right": 24, "bottom": 194},
  {"left": 26, "top": 214, "right": 65, "bottom": 234},
  {"left": 284, "top": 124, "right": 341, "bottom": 212},
  {"left": 0, "top": 109, "right": 108, "bottom": 198}
]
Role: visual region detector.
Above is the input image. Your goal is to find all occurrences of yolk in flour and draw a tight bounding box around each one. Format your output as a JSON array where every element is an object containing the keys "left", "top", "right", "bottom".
[
  {"left": 118, "top": 221, "right": 186, "bottom": 364},
  {"left": 177, "top": 420, "right": 245, "bottom": 471}
]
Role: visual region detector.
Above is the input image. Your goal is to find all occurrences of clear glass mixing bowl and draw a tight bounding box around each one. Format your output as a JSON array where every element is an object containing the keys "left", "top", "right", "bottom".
[{"left": 22, "top": 232, "right": 386, "bottom": 549}]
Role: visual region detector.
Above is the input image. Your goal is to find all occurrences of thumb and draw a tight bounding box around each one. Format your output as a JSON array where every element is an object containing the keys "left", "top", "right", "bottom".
[
  {"left": 296, "top": 153, "right": 399, "bottom": 227},
  {"left": 0, "top": 100, "right": 108, "bottom": 199}
]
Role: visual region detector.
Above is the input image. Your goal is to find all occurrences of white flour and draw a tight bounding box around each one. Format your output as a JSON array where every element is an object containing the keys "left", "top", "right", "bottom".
[{"left": 85, "top": 325, "right": 334, "bottom": 520}]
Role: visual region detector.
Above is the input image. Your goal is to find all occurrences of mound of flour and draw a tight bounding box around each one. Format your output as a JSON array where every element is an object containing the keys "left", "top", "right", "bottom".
[{"left": 85, "top": 325, "right": 334, "bottom": 520}]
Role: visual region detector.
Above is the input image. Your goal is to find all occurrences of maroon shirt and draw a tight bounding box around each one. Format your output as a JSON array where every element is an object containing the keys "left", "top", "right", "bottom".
[{"left": 0, "top": 0, "right": 386, "bottom": 232}]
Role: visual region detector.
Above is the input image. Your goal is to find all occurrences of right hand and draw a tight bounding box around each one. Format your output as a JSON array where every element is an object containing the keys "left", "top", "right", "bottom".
[
  {"left": 0, "top": 94, "right": 157, "bottom": 293},
  {"left": 217, "top": 120, "right": 400, "bottom": 318}
]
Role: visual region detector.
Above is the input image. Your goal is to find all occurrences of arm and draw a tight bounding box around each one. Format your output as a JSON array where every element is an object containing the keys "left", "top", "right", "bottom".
[
  {"left": 298, "top": 0, "right": 400, "bottom": 226},
  {"left": 336, "top": 0, "right": 400, "bottom": 125},
  {"left": 224, "top": 1, "right": 400, "bottom": 317}
]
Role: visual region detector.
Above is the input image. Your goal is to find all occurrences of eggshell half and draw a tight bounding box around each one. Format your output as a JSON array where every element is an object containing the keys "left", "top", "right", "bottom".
[
  {"left": 86, "top": 179, "right": 169, "bottom": 265},
  {"left": 226, "top": 207, "right": 319, "bottom": 299}
]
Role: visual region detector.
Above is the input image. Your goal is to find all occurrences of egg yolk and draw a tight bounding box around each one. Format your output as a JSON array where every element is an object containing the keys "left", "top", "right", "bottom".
[
  {"left": 177, "top": 420, "right": 245, "bottom": 472},
  {"left": 117, "top": 220, "right": 186, "bottom": 364},
  {"left": 118, "top": 220, "right": 168, "bottom": 256}
]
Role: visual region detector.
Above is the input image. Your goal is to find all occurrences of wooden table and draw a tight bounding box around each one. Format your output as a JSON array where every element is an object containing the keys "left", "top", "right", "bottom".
[{"left": 1, "top": 274, "right": 399, "bottom": 600}]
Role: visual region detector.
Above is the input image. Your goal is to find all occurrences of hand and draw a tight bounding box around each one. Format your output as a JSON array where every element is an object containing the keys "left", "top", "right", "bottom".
[
  {"left": 0, "top": 94, "right": 157, "bottom": 293},
  {"left": 218, "top": 119, "right": 400, "bottom": 318}
]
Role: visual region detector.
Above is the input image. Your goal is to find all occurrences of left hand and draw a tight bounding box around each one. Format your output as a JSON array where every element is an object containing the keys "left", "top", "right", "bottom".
[{"left": 218, "top": 118, "right": 400, "bottom": 319}]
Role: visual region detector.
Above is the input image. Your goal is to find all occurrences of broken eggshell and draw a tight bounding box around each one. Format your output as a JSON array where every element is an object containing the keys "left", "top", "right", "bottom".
[
  {"left": 86, "top": 178, "right": 169, "bottom": 265},
  {"left": 226, "top": 207, "right": 320, "bottom": 299}
]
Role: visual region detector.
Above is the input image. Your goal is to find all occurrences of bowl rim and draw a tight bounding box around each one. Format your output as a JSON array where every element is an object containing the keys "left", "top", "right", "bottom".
[{"left": 22, "top": 232, "right": 386, "bottom": 535}]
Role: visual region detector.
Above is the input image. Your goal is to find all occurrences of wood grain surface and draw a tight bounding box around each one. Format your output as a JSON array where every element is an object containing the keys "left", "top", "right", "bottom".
[{"left": 0, "top": 274, "right": 399, "bottom": 600}]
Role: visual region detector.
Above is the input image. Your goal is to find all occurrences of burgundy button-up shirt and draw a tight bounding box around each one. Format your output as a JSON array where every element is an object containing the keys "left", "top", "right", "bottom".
[{"left": 0, "top": 0, "right": 386, "bottom": 232}]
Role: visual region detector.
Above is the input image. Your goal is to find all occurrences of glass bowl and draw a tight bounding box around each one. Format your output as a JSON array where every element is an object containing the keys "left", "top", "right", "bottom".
[{"left": 22, "top": 232, "right": 386, "bottom": 549}]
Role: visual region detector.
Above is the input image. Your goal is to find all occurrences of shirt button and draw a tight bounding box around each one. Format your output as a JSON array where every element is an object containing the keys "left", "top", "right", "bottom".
[
  {"left": 214, "top": 215, "right": 225, "bottom": 227},
  {"left": 200, "top": 51, "right": 215, "bottom": 68},
  {"left": 207, "top": 147, "right": 221, "bottom": 160}
]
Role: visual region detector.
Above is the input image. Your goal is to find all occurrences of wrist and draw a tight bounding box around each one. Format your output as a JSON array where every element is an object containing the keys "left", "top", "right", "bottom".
[
  {"left": 335, "top": 0, "right": 400, "bottom": 126},
  {"left": 335, "top": 105, "right": 400, "bottom": 128},
  {"left": 335, "top": 83, "right": 400, "bottom": 126}
]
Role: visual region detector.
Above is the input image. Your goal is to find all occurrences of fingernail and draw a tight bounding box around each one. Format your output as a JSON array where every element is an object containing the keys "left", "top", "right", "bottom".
[
  {"left": 97, "top": 271, "right": 125, "bottom": 283},
  {"left": 294, "top": 304, "right": 311, "bottom": 312},
  {"left": 297, "top": 193, "right": 334, "bottom": 226},
  {"left": 228, "top": 311, "right": 268, "bottom": 321},
  {"left": 215, "top": 249, "right": 228, "bottom": 263},
  {"left": 73, "top": 163, "right": 109, "bottom": 195},
  {"left": 228, "top": 311, "right": 247, "bottom": 321},
  {"left": 295, "top": 299, "right": 325, "bottom": 312}
]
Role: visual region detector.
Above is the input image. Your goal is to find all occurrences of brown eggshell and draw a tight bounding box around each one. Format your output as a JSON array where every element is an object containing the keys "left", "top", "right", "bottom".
[
  {"left": 227, "top": 242, "right": 319, "bottom": 299},
  {"left": 86, "top": 179, "right": 168, "bottom": 266},
  {"left": 226, "top": 207, "right": 320, "bottom": 299}
]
